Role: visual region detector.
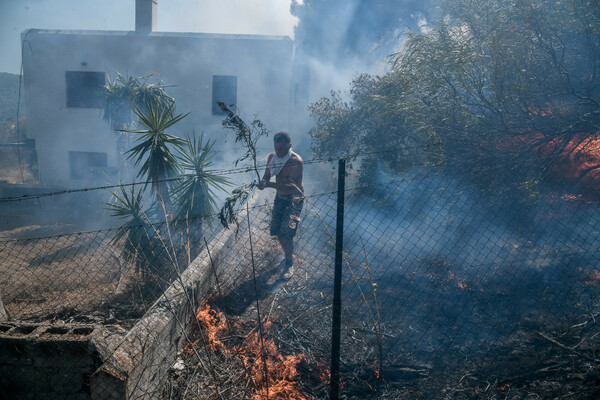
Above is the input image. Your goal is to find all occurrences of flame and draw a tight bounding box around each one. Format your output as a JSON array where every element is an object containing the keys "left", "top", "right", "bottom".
[
  {"left": 527, "top": 103, "right": 553, "bottom": 116},
  {"left": 190, "top": 300, "right": 322, "bottom": 400},
  {"left": 317, "top": 361, "right": 331, "bottom": 384},
  {"left": 584, "top": 270, "right": 600, "bottom": 286},
  {"left": 363, "top": 360, "right": 382, "bottom": 388},
  {"left": 195, "top": 301, "right": 229, "bottom": 352},
  {"left": 449, "top": 272, "right": 468, "bottom": 290},
  {"left": 494, "top": 128, "right": 600, "bottom": 199},
  {"left": 498, "top": 383, "right": 511, "bottom": 391}
]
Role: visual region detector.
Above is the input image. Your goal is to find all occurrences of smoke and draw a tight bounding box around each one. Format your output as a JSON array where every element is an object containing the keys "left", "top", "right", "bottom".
[
  {"left": 159, "top": 0, "right": 298, "bottom": 37},
  {"left": 291, "top": 0, "right": 442, "bottom": 102},
  {"left": 0, "top": 0, "right": 298, "bottom": 74},
  {"left": 0, "top": 0, "right": 449, "bottom": 236},
  {"left": 327, "top": 163, "right": 600, "bottom": 359}
]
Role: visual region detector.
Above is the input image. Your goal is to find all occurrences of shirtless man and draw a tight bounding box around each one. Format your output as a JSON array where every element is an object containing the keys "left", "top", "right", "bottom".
[{"left": 257, "top": 132, "right": 304, "bottom": 275}]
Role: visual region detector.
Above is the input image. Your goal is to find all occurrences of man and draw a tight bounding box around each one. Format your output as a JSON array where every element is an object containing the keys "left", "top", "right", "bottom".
[{"left": 257, "top": 132, "right": 304, "bottom": 277}]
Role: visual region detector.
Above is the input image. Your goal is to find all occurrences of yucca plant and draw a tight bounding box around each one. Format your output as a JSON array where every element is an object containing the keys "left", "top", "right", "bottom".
[
  {"left": 172, "top": 134, "right": 231, "bottom": 258},
  {"left": 172, "top": 133, "right": 231, "bottom": 222},
  {"left": 106, "top": 186, "right": 160, "bottom": 281},
  {"left": 104, "top": 73, "right": 175, "bottom": 131},
  {"left": 104, "top": 73, "right": 176, "bottom": 182},
  {"left": 120, "top": 101, "right": 189, "bottom": 212}
]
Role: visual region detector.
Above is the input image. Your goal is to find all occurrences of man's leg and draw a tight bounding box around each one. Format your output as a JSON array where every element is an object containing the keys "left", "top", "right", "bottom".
[
  {"left": 278, "top": 235, "right": 294, "bottom": 264},
  {"left": 278, "top": 235, "right": 295, "bottom": 278}
]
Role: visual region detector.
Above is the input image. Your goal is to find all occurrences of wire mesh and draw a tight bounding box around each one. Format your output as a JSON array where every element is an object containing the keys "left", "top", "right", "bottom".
[
  {"left": 1, "top": 158, "right": 600, "bottom": 399},
  {"left": 336, "top": 164, "right": 600, "bottom": 398}
]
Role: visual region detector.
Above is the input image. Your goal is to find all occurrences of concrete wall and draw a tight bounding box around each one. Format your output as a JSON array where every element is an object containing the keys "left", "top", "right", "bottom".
[
  {"left": 0, "top": 323, "right": 101, "bottom": 400},
  {"left": 22, "top": 29, "right": 296, "bottom": 188},
  {"left": 89, "top": 201, "right": 248, "bottom": 399}
]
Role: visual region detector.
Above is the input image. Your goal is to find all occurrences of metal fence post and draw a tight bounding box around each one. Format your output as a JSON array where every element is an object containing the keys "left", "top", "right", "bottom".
[{"left": 330, "top": 158, "right": 345, "bottom": 400}]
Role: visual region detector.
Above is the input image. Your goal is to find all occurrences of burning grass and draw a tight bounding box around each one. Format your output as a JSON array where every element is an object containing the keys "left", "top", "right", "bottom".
[
  {"left": 165, "top": 292, "right": 600, "bottom": 399},
  {"left": 166, "top": 299, "right": 330, "bottom": 400}
]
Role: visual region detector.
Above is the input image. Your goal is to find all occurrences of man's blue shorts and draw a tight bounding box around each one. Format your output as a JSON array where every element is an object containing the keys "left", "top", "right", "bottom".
[{"left": 270, "top": 194, "right": 304, "bottom": 238}]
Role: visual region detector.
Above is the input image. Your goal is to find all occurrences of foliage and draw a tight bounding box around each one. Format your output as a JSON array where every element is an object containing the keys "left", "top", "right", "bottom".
[
  {"left": 217, "top": 102, "right": 268, "bottom": 181},
  {"left": 217, "top": 102, "right": 269, "bottom": 228},
  {"left": 106, "top": 186, "right": 161, "bottom": 280},
  {"left": 103, "top": 73, "right": 175, "bottom": 130},
  {"left": 171, "top": 133, "right": 231, "bottom": 224},
  {"left": 120, "top": 101, "right": 189, "bottom": 208},
  {"left": 105, "top": 76, "right": 230, "bottom": 280},
  {"left": 308, "top": 0, "right": 600, "bottom": 198}
]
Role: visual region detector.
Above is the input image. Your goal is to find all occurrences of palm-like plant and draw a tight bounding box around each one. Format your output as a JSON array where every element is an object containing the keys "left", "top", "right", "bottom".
[
  {"left": 120, "top": 101, "right": 189, "bottom": 212},
  {"left": 171, "top": 134, "right": 230, "bottom": 260},
  {"left": 172, "top": 133, "right": 231, "bottom": 222},
  {"left": 104, "top": 73, "right": 176, "bottom": 182},
  {"left": 104, "top": 73, "right": 175, "bottom": 131},
  {"left": 106, "top": 186, "right": 160, "bottom": 280}
]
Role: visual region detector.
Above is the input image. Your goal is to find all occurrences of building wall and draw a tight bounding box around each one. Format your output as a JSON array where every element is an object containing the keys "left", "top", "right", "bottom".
[{"left": 22, "top": 29, "right": 295, "bottom": 188}]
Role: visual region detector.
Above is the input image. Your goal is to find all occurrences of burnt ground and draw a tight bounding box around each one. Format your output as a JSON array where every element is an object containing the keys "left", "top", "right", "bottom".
[
  {"left": 165, "top": 266, "right": 600, "bottom": 399},
  {"left": 163, "top": 189, "right": 600, "bottom": 400}
]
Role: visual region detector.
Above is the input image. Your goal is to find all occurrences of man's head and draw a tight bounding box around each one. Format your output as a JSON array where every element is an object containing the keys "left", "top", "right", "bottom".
[{"left": 273, "top": 131, "right": 292, "bottom": 157}]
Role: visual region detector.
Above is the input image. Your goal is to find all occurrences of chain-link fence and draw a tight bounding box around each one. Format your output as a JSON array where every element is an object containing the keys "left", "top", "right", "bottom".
[{"left": 1, "top": 158, "right": 600, "bottom": 399}]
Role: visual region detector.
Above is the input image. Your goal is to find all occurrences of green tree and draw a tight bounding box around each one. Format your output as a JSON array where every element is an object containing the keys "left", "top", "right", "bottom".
[{"left": 309, "top": 0, "right": 600, "bottom": 198}]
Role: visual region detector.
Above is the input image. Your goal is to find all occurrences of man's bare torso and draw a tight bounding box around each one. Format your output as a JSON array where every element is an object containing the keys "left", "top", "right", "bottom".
[{"left": 267, "top": 151, "right": 304, "bottom": 195}]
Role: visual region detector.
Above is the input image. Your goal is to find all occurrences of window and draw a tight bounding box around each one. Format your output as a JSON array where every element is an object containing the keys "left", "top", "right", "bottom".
[
  {"left": 65, "top": 71, "right": 106, "bottom": 108},
  {"left": 69, "top": 151, "right": 107, "bottom": 180},
  {"left": 212, "top": 75, "right": 237, "bottom": 115}
]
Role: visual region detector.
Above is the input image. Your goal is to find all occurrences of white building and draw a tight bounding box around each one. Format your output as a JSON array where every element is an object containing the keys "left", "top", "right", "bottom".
[{"left": 22, "top": 0, "right": 307, "bottom": 189}]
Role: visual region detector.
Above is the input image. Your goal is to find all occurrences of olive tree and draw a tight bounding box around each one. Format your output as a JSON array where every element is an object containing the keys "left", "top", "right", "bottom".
[{"left": 309, "top": 0, "right": 600, "bottom": 198}]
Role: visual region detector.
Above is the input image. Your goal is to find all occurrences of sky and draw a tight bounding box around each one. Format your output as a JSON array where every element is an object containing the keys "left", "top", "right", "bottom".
[{"left": 0, "top": 0, "right": 299, "bottom": 74}]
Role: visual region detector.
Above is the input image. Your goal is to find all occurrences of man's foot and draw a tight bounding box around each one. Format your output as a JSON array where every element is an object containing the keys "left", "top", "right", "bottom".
[{"left": 283, "top": 258, "right": 294, "bottom": 279}]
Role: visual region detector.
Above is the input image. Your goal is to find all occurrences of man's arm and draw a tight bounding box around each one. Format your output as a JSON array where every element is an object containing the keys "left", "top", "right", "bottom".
[{"left": 257, "top": 154, "right": 273, "bottom": 190}]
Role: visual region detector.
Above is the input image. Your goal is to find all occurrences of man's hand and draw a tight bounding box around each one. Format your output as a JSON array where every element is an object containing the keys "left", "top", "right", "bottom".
[{"left": 257, "top": 179, "right": 266, "bottom": 190}]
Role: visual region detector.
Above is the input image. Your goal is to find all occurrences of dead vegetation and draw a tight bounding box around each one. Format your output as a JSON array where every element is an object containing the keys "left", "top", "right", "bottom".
[{"left": 164, "top": 259, "right": 600, "bottom": 400}]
